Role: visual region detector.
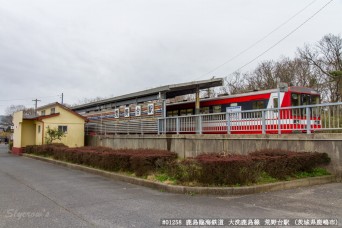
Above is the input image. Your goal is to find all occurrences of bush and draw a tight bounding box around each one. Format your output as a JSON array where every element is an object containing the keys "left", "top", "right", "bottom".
[
  {"left": 25, "top": 145, "right": 330, "bottom": 185},
  {"left": 250, "top": 150, "right": 331, "bottom": 179},
  {"left": 130, "top": 152, "right": 177, "bottom": 177},
  {"left": 195, "top": 154, "right": 263, "bottom": 185},
  {"left": 99, "top": 152, "right": 131, "bottom": 172},
  {"left": 25, "top": 144, "right": 68, "bottom": 157},
  {"left": 165, "top": 151, "right": 330, "bottom": 185},
  {"left": 26, "top": 145, "right": 177, "bottom": 176},
  {"left": 165, "top": 159, "right": 202, "bottom": 183}
]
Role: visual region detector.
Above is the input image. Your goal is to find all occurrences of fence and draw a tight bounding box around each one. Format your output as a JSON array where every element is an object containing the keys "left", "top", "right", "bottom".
[
  {"left": 158, "top": 102, "right": 342, "bottom": 134},
  {"left": 85, "top": 102, "right": 342, "bottom": 135},
  {"left": 85, "top": 118, "right": 158, "bottom": 135}
]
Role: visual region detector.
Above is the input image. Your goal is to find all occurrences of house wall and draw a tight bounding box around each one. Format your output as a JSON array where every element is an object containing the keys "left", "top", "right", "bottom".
[
  {"left": 21, "top": 120, "right": 36, "bottom": 147},
  {"left": 12, "top": 111, "right": 23, "bottom": 149},
  {"left": 42, "top": 107, "right": 85, "bottom": 147}
]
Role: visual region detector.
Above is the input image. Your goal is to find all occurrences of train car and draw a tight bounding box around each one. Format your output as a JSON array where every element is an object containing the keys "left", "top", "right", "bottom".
[{"left": 165, "top": 86, "right": 321, "bottom": 134}]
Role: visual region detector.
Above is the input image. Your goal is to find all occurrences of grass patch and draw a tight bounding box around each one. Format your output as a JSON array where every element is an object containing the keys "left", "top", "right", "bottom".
[
  {"left": 256, "top": 172, "right": 278, "bottom": 184},
  {"left": 294, "top": 168, "right": 330, "bottom": 179},
  {"left": 147, "top": 173, "right": 177, "bottom": 184},
  {"left": 155, "top": 173, "right": 172, "bottom": 182},
  {"left": 255, "top": 168, "right": 330, "bottom": 184}
]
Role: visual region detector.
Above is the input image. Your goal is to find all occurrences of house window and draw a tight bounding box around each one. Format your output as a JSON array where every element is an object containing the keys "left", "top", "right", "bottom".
[
  {"left": 51, "top": 108, "right": 55, "bottom": 114},
  {"left": 41, "top": 110, "right": 46, "bottom": 116},
  {"left": 38, "top": 125, "right": 41, "bottom": 133},
  {"left": 58, "top": 125, "right": 68, "bottom": 133}
]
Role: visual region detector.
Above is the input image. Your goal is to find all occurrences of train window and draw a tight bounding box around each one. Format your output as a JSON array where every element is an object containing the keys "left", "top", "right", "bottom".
[
  {"left": 273, "top": 98, "right": 278, "bottom": 109},
  {"left": 291, "top": 93, "right": 300, "bottom": 106},
  {"left": 252, "top": 101, "right": 264, "bottom": 110},
  {"left": 200, "top": 107, "right": 209, "bottom": 114},
  {"left": 213, "top": 105, "right": 221, "bottom": 113},
  {"left": 186, "top": 109, "right": 193, "bottom": 116},
  {"left": 167, "top": 111, "right": 173, "bottom": 117},
  {"left": 172, "top": 110, "right": 178, "bottom": 116},
  {"left": 312, "top": 95, "right": 320, "bottom": 105},
  {"left": 302, "top": 94, "right": 309, "bottom": 106},
  {"left": 180, "top": 109, "right": 187, "bottom": 116}
]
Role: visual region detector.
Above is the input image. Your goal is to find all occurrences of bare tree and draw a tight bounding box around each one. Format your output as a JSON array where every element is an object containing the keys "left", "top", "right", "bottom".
[
  {"left": 1, "top": 105, "right": 35, "bottom": 125},
  {"left": 201, "top": 87, "right": 217, "bottom": 98},
  {"left": 298, "top": 34, "right": 342, "bottom": 101},
  {"left": 220, "top": 34, "right": 341, "bottom": 102},
  {"left": 223, "top": 71, "right": 251, "bottom": 95},
  {"left": 73, "top": 96, "right": 105, "bottom": 106}
]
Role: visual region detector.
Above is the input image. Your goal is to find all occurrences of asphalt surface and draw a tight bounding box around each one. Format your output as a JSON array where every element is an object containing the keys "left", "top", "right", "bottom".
[{"left": 0, "top": 144, "right": 341, "bottom": 228}]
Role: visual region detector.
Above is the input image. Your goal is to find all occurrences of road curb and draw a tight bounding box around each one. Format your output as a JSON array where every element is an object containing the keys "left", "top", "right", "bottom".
[{"left": 23, "top": 153, "right": 337, "bottom": 196}]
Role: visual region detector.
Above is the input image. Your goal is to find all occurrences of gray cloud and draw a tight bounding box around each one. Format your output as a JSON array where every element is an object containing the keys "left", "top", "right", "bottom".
[{"left": 0, "top": 0, "right": 341, "bottom": 114}]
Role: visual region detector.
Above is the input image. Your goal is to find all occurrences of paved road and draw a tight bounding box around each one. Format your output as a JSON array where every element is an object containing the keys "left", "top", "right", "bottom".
[{"left": 0, "top": 144, "right": 341, "bottom": 228}]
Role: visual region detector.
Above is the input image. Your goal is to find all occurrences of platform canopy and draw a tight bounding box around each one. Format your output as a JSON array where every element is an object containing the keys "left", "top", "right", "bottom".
[
  {"left": 72, "top": 78, "right": 224, "bottom": 113},
  {"left": 163, "top": 78, "right": 223, "bottom": 98}
]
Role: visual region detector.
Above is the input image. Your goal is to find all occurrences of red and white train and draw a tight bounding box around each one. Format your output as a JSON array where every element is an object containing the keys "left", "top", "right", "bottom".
[{"left": 165, "top": 86, "right": 321, "bottom": 134}]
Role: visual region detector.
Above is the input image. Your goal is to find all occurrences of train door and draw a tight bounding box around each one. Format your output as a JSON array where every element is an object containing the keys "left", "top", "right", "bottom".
[
  {"left": 266, "top": 92, "right": 285, "bottom": 131},
  {"left": 266, "top": 92, "right": 282, "bottom": 118}
]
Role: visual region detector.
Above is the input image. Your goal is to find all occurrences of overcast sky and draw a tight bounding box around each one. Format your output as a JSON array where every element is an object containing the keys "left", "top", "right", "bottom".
[{"left": 0, "top": 0, "right": 341, "bottom": 115}]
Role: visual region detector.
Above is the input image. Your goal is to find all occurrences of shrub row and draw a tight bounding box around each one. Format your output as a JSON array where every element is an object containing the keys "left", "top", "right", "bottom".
[
  {"left": 249, "top": 150, "right": 331, "bottom": 179},
  {"left": 164, "top": 150, "right": 330, "bottom": 186},
  {"left": 25, "top": 144, "right": 177, "bottom": 177},
  {"left": 25, "top": 145, "right": 330, "bottom": 186}
]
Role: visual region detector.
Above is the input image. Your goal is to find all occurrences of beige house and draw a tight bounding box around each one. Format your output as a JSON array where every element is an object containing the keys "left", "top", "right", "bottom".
[{"left": 12, "top": 103, "right": 87, "bottom": 155}]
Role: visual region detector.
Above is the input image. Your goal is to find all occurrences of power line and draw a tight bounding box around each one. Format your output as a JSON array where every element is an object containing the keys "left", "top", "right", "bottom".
[
  {"left": 194, "top": 0, "right": 318, "bottom": 81},
  {"left": 0, "top": 95, "right": 60, "bottom": 102},
  {"left": 231, "top": 0, "right": 334, "bottom": 74}
]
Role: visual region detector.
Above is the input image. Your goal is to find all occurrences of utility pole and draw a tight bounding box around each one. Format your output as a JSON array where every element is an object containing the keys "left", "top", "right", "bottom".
[
  {"left": 61, "top": 93, "right": 64, "bottom": 104},
  {"left": 32, "top": 99, "right": 41, "bottom": 116}
]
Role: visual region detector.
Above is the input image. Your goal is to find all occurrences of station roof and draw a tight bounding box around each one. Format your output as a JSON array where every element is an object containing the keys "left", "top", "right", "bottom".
[{"left": 72, "top": 78, "right": 223, "bottom": 112}]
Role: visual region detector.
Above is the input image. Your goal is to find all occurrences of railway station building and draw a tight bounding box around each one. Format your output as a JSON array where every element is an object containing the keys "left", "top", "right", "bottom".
[{"left": 72, "top": 78, "right": 223, "bottom": 135}]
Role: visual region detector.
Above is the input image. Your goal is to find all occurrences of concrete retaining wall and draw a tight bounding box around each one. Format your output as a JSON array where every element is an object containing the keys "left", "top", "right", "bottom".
[{"left": 86, "top": 134, "right": 342, "bottom": 179}]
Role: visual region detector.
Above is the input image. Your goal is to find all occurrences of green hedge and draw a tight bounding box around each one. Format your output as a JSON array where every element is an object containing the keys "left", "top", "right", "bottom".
[
  {"left": 25, "top": 145, "right": 330, "bottom": 186},
  {"left": 164, "top": 151, "right": 330, "bottom": 186},
  {"left": 25, "top": 144, "right": 177, "bottom": 177},
  {"left": 249, "top": 150, "right": 331, "bottom": 179}
]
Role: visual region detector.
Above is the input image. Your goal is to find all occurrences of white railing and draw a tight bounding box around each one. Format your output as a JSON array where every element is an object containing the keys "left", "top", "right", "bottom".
[
  {"left": 85, "top": 103, "right": 342, "bottom": 135},
  {"left": 158, "top": 102, "right": 342, "bottom": 134}
]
